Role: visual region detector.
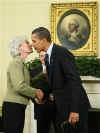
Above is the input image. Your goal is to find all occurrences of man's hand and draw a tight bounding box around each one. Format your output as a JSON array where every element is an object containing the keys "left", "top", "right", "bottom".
[
  {"left": 34, "top": 97, "right": 44, "bottom": 104},
  {"left": 36, "top": 89, "right": 44, "bottom": 100},
  {"left": 49, "top": 93, "right": 54, "bottom": 101},
  {"left": 35, "top": 89, "right": 44, "bottom": 104},
  {"left": 39, "top": 51, "right": 47, "bottom": 73},
  {"left": 39, "top": 51, "right": 46, "bottom": 65},
  {"left": 68, "top": 112, "right": 79, "bottom": 125}
]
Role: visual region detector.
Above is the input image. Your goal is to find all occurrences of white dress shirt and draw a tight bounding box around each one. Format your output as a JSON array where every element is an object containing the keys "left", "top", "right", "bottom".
[
  {"left": 46, "top": 42, "right": 54, "bottom": 64},
  {"left": 42, "top": 42, "right": 54, "bottom": 73}
]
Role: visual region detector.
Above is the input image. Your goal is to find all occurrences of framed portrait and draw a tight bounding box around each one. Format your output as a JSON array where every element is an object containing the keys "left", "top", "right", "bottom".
[{"left": 51, "top": 2, "right": 98, "bottom": 56}]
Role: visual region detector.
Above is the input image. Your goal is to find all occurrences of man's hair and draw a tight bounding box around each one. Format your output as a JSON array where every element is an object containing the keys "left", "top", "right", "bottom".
[{"left": 32, "top": 27, "right": 51, "bottom": 42}]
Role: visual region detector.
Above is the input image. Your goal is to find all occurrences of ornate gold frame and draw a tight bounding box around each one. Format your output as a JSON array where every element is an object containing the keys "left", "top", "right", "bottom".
[{"left": 51, "top": 2, "right": 98, "bottom": 56}]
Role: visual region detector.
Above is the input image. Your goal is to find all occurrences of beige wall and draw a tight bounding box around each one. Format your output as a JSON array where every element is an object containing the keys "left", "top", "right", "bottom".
[
  {"left": 0, "top": 0, "right": 99, "bottom": 106},
  {"left": 0, "top": 0, "right": 99, "bottom": 132}
]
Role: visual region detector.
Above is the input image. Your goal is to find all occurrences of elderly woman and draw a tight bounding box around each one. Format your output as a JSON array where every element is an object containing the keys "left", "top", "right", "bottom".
[{"left": 2, "top": 36, "right": 43, "bottom": 133}]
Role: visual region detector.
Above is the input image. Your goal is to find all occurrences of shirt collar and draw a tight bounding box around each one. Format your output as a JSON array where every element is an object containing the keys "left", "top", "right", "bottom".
[{"left": 46, "top": 42, "right": 54, "bottom": 57}]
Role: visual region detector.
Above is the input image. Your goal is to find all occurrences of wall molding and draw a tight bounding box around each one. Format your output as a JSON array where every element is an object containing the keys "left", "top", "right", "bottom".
[{"left": 81, "top": 76, "right": 100, "bottom": 83}]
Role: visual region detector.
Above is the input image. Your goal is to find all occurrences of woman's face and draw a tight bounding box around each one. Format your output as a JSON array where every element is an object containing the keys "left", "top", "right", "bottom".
[{"left": 19, "top": 40, "right": 33, "bottom": 55}]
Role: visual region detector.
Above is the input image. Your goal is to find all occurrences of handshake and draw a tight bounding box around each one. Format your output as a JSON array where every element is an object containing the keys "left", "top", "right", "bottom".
[
  {"left": 35, "top": 89, "right": 44, "bottom": 104},
  {"left": 35, "top": 89, "right": 54, "bottom": 104}
]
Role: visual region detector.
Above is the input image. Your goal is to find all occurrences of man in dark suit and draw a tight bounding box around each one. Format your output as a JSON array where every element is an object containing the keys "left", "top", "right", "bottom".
[
  {"left": 31, "top": 27, "right": 90, "bottom": 133},
  {"left": 29, "top": 54, "right": 57, "bottom": 133}
]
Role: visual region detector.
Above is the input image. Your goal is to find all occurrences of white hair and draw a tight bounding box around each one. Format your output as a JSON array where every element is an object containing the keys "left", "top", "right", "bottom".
[{"left": 8, "top": 36, "right": 28, "bottom": 57}]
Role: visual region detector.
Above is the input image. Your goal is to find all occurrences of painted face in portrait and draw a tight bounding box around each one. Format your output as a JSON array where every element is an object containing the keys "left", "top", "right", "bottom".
[{"left": 68, "top": 19, "right": 79, "bottom": 33}]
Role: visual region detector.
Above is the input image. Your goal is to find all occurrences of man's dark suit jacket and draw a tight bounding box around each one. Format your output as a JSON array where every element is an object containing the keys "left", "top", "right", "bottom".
[
  {"left": 29, "top": 66, "right": 53, "bottom": 120},
  {"left": 48, "top": 44, "right": 90, "bottom": 126}
]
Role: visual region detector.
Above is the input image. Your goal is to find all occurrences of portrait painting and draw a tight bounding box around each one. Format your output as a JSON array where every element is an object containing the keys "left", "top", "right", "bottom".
[
  {"left": 51, "top": 2, "right": 98, "bottom": 56},
  {"left": 57, "top": 9, "right": 90, "bottom": 50}
]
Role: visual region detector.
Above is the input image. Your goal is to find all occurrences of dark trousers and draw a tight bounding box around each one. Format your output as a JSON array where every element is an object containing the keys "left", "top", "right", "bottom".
[
  {"left": 37, "top": 119, "right": 51, "bottom": 133},
  {"left": 34, "top": 101, "right": 57, "bottom": 133},
  {"left": 2, "top": 102, "right": 26, "bottom": 133},
  {"left": 35, "top": 100, "right": 88, "bottom": 133},
  {"left": 37, "top": 116, "right": 58, "bottom": 133}
]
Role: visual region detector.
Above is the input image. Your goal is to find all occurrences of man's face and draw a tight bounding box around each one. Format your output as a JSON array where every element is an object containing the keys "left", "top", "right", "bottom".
[{"left": 31, "top": 34, "right": 45, "bottom": 53}]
